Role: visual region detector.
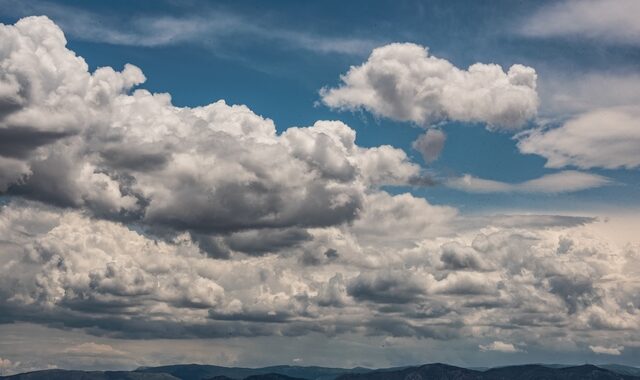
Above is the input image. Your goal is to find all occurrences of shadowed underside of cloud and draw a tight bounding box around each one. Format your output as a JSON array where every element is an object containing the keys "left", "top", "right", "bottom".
[
  {"left": 447, "top": 170, "right": 612, "bottom": 194},
  {"left": 0, "top": 17, "right": 638, "bottom": 363}
]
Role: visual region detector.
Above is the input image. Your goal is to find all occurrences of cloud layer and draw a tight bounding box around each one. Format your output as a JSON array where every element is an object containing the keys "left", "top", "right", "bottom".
[
  {"left": 0, "top": 17, "right": 638, "bottom": 370},
  {"left": 320, "top": 43, "right": 538, "bottom": 129}
]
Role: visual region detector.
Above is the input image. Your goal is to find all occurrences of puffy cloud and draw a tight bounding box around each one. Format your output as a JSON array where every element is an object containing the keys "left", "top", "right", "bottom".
[
  {"left": 521, "top": 0, "right": 640, "bottom": 45},
  {"left": 589, "top": 345, "right": 623, "bottom": 355},
  {"left": 439, "top": 242, "right": 491, "bottom": 271},
  {"left": 518, "top": 106, "right": 640, "bottom": 169},
  {"left": 0, "top": 17, "right": 422, "bottom": 256},
  {"left": 412, "top": 129, "right": 446, "bottom": 163},
  {"left": 347, "top": 270, "right": 430, "bottom": 304},
  {"left": 0, "top": 198, "right": 638, "bottom": 348},
  {"left": 320, "top": 43, "right": 538, "bottom": 129},
  {"left": 447, "top": 171, "right": 611, "bottom": 193},
  {"left": 479, "top": 341, "right": 523, "bottom": 353}
]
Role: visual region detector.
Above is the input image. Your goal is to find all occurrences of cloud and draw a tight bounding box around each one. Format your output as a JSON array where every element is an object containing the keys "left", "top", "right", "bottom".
[
  {"left": 0, "top": 199, "right": 638, "bottom": 346},
  {"left": 347, "top": 270, "right": 429, "bottom": 304},
  {"left": 521, "top": 0, "right": 640, "bottom": 45},
  {"left": 320, "top": 43, "right": 538, "bottom": 129},
  {"left": 0, "top": 0, "right": 378, "bottom": 55},
  {"left": 446, "top": 171, "right": 611, "bottom": 194},
  {"left": 479, "top": 341, "right": 523, "bottom": 353},
  {"left": 0, "top": 16, "right": 639, "bottom": 362},
  {"left": 539, "top": 72, "right": 640, "bottom": 117},
  {"left": 589, "top": 345, "right": 624, "bottom": 355},
  {"left": 0, "top": 17, "right": 424, "bottom": 256},
  {"left": 412, "top": 129, "right": 446, "bottom": 162},
  {"left": 518, "top": 106, "right": 640, "bottom": 169}
]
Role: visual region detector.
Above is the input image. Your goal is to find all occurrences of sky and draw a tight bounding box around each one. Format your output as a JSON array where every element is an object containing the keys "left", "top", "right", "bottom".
[{"left": 0, "top": 0, "right": 639, "bottom": 375}]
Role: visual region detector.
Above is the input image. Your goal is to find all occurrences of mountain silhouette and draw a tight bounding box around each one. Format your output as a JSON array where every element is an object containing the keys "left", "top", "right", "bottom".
[{"left": 2, "top": 363, "right": 639, "bottom": 380}]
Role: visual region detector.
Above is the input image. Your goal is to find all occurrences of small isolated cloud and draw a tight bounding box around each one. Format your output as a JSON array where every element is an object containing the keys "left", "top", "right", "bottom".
[
  {"left": 320, "top": 43, "right": 538, "bottom": 129},
  {"left": 447, "top": 171, "right": 611, "bottom": 194},
  {"left": 521, "top": 0, "right": 640, "bottom": 45},
  {"left": 479, "top": 341, "right": 523, "bottom": 353},
  {"left": 518, "top": 106, "right": 640, "bottom": 169},
  {"left": 412, "top": 129, "right": 446, "bottom": 163},
  {"left": 589, "top": 345, "right": 623, "bottom": 355}
]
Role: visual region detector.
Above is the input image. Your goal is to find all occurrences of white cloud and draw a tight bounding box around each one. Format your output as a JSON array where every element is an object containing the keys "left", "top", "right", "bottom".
[
  {"left": 0, "top": 16, "right": 423, "bottom": 254},
  {"left": 479, "top": 341, "right": 523, "bottom": 353},
  {"left": 521, "top": 0, "right": 640, "bottom": 45},
  {"left": 518, "top": 106, "right": 640, "bottom": 169},
  {"left": 589, "top": 345, "right": 624, "bottom": 355},
  {"left": 320, "top": 43, "right": 538, "bottom": 129},
  {"left": 446, "top": 171, "right": 611, "bottom": 194}
]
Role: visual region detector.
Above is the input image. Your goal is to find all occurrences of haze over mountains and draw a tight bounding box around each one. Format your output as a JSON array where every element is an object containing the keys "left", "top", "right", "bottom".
[{"left": 3, "top": 363, "right": 640, "bottom": 380}]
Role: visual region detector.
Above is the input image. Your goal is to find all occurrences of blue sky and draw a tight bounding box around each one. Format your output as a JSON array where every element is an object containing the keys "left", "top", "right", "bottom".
[{"left": 0, "top": 0, "right": 639, "bottom": 373}]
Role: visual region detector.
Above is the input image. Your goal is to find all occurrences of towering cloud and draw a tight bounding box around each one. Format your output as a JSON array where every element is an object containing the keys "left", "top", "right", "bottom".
[{"left": 320, "top": 43, "right": 538, "bottom": 129}]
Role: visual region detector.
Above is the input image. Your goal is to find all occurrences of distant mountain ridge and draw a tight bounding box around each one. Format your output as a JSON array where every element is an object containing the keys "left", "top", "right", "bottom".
[{"left": 2, "top": 362, "right": 639, "bottom": 380}]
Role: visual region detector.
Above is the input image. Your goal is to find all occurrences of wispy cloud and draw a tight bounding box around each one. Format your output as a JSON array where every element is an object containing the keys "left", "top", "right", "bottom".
[
  {"left": 447, "top": 170, "right": 612, "bottom": 194},
  {"left": 0, "top": 0, "right": 379, "bottom": 55},
  {"left": 520, "top": 0, "right": 640, "bottom": 45}
]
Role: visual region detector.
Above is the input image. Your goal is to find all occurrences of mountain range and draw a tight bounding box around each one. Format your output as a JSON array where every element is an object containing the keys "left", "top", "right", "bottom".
[{"left": 2, "top": 363, "right": 640, "bottom": 380}]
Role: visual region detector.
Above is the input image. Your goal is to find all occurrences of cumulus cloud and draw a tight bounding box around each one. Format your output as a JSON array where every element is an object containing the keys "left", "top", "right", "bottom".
[
  {"left": 518, "top": 106, "right": 640, "bottom": 169},
  {"left": 479, "top": 341, "right": 522, "bottom": 353},
  {"left": 412, "top": 129, "right": 446, "bottom": 162},
  {"left": 521, "top": 0, "right": 640, "bottom": 45},
  {"left": 0, "top": 198, "right": 638, "bottom": 345},
  {"left": 447, "top": 171, "right": 611, "bottom": 194},
  {"left": 589, "top": 345, "right": 624, "bottom": 355},
  {"left": 320, "top": 43, "right": 538, "bottom": 129},
  {"left": 0, "top": 16, "right": 423, "bottom": 256}
]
